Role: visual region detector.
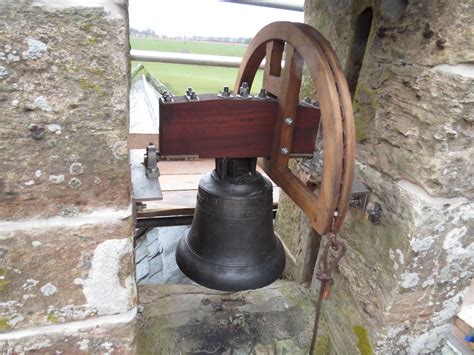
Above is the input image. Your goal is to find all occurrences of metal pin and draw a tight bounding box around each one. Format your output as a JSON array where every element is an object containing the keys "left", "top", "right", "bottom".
[
  {"left": 285, "top": 117, "right": 294, "bottom": 125},
  {"left": 280, "top": 147, "right": 289, "bottom": 155}
]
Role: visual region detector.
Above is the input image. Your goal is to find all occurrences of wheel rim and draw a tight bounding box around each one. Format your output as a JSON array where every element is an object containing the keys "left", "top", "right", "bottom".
[{"left": 235, "top": 22, "right": 355, "bottom": 234}]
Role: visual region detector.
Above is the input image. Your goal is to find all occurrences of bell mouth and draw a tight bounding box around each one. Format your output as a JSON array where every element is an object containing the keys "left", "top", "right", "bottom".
[{"left": 175, "top": 230, "right": 286, "bottom": 292}]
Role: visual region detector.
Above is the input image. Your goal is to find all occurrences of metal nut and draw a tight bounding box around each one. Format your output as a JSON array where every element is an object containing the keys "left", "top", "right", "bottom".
[
  {"left": 285, "top": 117, "right": 294, "bottom": 125},
  {"left": 280, "top": 147, "right": 289, "bottom": 155}
]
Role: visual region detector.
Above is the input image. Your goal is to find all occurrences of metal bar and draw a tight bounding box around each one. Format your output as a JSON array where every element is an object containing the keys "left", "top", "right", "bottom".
[
  {"left": 135, "top": 210, "right": 278, "bottom": 228},
  {"left": 136, "top": 215, "right": 194, "bottom": 228},
  {"left": 219, "top": 0, "right": 303, "bottom": 12},
  {"left": 131, "top": 50, "right": 266, "bottom": 69}
]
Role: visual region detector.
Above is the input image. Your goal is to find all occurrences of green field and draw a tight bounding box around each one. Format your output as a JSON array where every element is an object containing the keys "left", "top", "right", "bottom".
[
  {"left": 131, "top": 38, "right": 263, "bottom": 95},
  {"left": 130, "top": 38, "right": 247, "bottom": 57}
]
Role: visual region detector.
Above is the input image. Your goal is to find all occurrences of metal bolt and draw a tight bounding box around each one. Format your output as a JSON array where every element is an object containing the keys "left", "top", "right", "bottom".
[
  {"left": 285, "top": 117, "right": 294, "bottom": 126},
  {"left": 239, "top": 82, "right": 249, "bottom": 97},
  {"left": 258, "top": 88, "right": 266, "bottom": 98},
  {"left": 221, "top": 86, "right": 231, "bottom": 97},
  {"left": 190, "top": 91, "right": 198, "bottom": 100},
  {"left": 186, "top": 87, "right": 193, "bottom": 96},
  {"left": 162, "top": 91, "right": 173, "bottom": 102},
  {"left": 280, "top": 147, "right": 289, "bottom": 155}
]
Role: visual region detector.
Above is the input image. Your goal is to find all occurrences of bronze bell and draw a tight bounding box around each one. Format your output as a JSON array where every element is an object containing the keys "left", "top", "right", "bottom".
[{"left": 175, "top": 158, "right": 285, "bottom": 291}]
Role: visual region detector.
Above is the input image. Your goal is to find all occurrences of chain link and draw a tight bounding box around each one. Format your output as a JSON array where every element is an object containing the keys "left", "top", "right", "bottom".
[{"left": 309, "top": 213, "right": 346, "bottom": 354}]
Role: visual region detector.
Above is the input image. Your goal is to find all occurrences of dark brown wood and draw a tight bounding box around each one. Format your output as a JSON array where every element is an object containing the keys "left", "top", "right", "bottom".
[
  {"left": 159, "top": 93, "right": 320, "bottom": 158},
  {"left": 235, "top": 22, "right": 355, "bottom": 235}
]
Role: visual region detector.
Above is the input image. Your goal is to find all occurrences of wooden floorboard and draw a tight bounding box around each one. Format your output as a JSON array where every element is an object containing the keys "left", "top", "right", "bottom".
[{"left": 134, "top": 158, "right": 280, "bottom": 217}]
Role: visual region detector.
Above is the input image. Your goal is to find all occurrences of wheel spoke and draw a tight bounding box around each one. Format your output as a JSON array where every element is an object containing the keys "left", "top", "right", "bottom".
[
  {"left": 263, "top": 40, "right": 284, "bottom": 96},
  {"left": 272, "top": 44, "right": 304, "bottom": 168}
]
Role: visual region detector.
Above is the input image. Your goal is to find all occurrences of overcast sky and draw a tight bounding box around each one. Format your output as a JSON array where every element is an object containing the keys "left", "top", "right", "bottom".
[{"left": 129, "top": 0, "right": 303, "bottom": 38}]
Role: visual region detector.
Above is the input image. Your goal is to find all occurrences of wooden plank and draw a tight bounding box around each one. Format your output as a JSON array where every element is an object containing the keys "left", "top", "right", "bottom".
[
  {"left": 159, "top": 94, "right": 320, "bottom": 158},
  {"left": 137, "top": 189, "right": 280, "bottom": 216},
  {"left": 129, "top": 133, "right": 159, "bottom": 150},
  {"left": 159, "top": 174, "right": 203, "bottom": 192},
  {"left": 158, "top": 159, "right": 215, "bottom": 175}
]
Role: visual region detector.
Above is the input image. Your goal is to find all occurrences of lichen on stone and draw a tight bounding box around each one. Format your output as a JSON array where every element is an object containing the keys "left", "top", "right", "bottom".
[
  {"left": 0, "top": 268, "right": 9, "bottom": 294},
  {"left": 23, "top": 38, "right": 47, "bottom": 60},
  {"left": 353, "top": 84, "right": 378, "bottom": 142},
  {"left": 46, "top": 313, "right": 59, "bottom": 323},
  {"left": 353, "top": 325, "right": 373, "bottom": 355},
  {"left": 0, "top": 317, "right": 9, "bottom": 332}
]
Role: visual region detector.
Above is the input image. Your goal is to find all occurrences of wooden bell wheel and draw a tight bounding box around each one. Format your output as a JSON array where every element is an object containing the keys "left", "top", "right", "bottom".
[{"left": 235, "top": 22, "right": 355, "bottom": 235}]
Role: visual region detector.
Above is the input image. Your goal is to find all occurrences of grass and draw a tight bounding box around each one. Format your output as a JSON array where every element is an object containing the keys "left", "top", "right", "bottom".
[
  {"left": 130, "top": 38, "right": 247, "bottom": 57},
  {"left": 130, "top": 38, "right": 264, "bottom": 95}
]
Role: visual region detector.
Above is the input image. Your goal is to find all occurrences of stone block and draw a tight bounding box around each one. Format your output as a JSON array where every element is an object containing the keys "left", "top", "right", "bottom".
[
  {"left": 137, "top": 281, "right": 322, "bottom": 354},
  {"left": 0, "top": 314, "right": 136, "bottom": 354},
  {"left": 356, "top": 62, "right": 473, "bottom": 198},
  {"left": 310, "top": 162, "right": 473, "bottom": 353},
  {"left": 0, "top": 221, "right": 136, "bottom": 332},
  {"left": 369, "top": 1, "right": 474, "bottom": 67},
  {"left": 0, "top": 3, "right": 131, "bottom": 220}
]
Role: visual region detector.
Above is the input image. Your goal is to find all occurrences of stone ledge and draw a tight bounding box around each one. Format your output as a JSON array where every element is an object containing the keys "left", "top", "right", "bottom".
[
  {"left": 0, "top": 309, "right": 136, "bottom": 354},
  {"left": 0, "top": 222, "right": 135, "bottom": 332},
  {"left": 0, "top": 206, "right": 132, "bottom": 232}
]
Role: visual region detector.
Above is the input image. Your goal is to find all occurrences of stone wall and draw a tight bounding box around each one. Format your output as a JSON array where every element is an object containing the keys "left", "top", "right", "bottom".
[
  {"left": 0, "top": 1, "right": 136, "bottom": 352},
  {"left": 275, "top": 0, "right": 473, "bottom": 353}
]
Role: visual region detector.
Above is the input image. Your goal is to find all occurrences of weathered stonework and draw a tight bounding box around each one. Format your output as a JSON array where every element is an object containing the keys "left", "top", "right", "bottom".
[
  {"left": 0, "top": 0, "right": 136, "bottom": 352},
  {"left": 276, "top": 0, "right": 473, "bottom": 353},
  {"left": 0, "top": 314, "right": 137, "bottom": 354},
  {"left": 0, "top": 221, "right": 135, "bottom": 332},
  {"left": 137, "top": 281, "right": 320, "bottom": 354},
  {"left": 0, "top": 1, "right": 131, "bottom": 220}
]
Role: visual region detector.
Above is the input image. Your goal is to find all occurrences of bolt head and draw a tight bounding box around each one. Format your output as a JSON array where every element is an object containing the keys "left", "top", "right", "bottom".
[
  {"left": 285, "top": 117, "right": 294, "bottom": 125},
  {"left": 280, "top": 147, "right": 289, "bottom": 155},
  {"left": 239, "top": 85, "right": 249, "bottom": 97}
]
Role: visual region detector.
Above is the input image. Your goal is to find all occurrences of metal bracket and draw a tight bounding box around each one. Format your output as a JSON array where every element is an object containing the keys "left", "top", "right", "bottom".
[
  {"left": 144, "top": 143, "right": 160, "bottom": 179},
  {"left": 349, "top": 180, "right": 370, "bottom": 213}
]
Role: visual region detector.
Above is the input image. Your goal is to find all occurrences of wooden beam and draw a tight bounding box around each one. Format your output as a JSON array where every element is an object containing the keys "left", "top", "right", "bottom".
[{"left": 159, "top": 94, "right": 320, "bottom": 158}]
